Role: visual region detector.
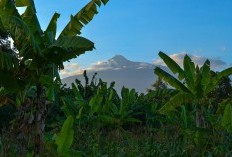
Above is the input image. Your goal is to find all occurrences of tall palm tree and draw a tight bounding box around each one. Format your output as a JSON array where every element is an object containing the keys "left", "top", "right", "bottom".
[
  {"left": 0, "top": 0, "right": 109, "bottom": 155},
  {"left": 154, "top": 51, "right": 232, "bottom": 128}
]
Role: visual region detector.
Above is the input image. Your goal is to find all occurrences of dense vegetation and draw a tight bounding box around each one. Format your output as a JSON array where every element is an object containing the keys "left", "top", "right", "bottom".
[{"left": 1, "top": 0, "right": 232, "bottom": 156}]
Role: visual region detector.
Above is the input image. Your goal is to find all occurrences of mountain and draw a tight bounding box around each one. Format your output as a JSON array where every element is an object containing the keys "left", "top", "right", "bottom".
[{"left": 61, "top": 55, "right": 169, "bottom": 93}]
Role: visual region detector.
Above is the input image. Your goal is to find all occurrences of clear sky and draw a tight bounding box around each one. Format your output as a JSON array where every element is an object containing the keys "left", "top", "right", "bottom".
[{"left": 32, "top": 0, "right": 232, "bottom": 68}]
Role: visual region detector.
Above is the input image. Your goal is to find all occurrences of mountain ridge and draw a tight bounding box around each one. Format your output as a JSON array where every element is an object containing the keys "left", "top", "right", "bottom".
[{"left": 61, "top": 55, "right": 169, "bottom": 93}]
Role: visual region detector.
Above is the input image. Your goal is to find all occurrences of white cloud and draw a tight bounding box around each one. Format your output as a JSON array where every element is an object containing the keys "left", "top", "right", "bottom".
[
  {"left": 153, "top": 52, "right": 226, "bottom": 70},
  {"left": 60, "top": 63, "right": 83, "bottom": 78},
  {"left": 87, "top": 61, "right": 113, "bottom": 71}
]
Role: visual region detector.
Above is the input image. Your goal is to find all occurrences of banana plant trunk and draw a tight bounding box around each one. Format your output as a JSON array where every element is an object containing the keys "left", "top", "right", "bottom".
[
  {"left": 9, "top": 84, "right": 47, "bottom": 156},
  {"left": 34, "top": 84, "right": 47, "bottom": 155},
  {"left": 195, "top": 105, "right": 207, "bottom": 128}
]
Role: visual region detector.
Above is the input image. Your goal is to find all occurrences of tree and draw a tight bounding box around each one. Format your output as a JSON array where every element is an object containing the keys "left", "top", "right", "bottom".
[
  {"left": 0, "top": 0, "right": 109, "bottom": 155},
  {"left": 154, "top": 51, "right": 232, "bottom": 128}
]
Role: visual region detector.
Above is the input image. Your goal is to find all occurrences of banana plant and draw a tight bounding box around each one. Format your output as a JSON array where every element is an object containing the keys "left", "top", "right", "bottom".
[
  {"left": 0, "top": 0, "right": 109, "bottom": 155},
  {"left": 154, "top": 51, "right": 232, "bottom": 128},
  {"left": 98, "top": 87, "right": 142, "bottom": 128}
]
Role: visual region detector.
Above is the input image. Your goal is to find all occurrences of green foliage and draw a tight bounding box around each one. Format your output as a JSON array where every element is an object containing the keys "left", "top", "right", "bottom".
[
  {"left": 61, "top": 72, "right": 141, "bottom": 129},
  {"left": 221, "top": 104, "right": 232, "bottom": 133},
  {"left": 0, "top": 0, "right": 109, "bottom": 155},
  {"left": 59, "top": 0, "right": 109, "bottom": 37},
  {"left": 1, "top": 1, "right": 232, "bottom": 155},
  {"left": 159, "top": 92, "right": 193, "bottom": 114},
  {"left": 155, "top": 51, "right": 232, "bottom": 114},
  {"left": 158, "top": 51, "right": 185, "bottom": 80},
  {"left": 55, "top": 116, "right": 76, "bottom": 157}
]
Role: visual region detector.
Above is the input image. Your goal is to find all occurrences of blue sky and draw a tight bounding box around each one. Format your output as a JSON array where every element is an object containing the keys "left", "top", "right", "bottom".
[{"left": 31, "top": 0, "right": 232, "bottom": 68}]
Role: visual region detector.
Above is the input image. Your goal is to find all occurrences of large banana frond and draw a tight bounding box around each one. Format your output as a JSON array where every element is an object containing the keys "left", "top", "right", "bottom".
[
  {"left": 0, "top": 0, "right": 40, "bottom": 57},
  {"left": 205, "top": 67, "right": 232, "bottom": 94},
  {"left": 158, "top": 51, "right": 185, "bottom": 80},
  {"left": 7, "top": 16, "right": 40, "bottom": 57},
  {"left": 183, "top": 55, "right": 195, "bottom": 90},
  {"left": 159, "top": 92, "right": 193, "bottom": 114},
  {"left": 45, "top": 36, "right": 94, "bottom": 67},
  {"left": 206, "top": 67, "right": 232, "bottom": 94},
  {"left": 21, "top": 6, "right": 43, "bottom": 46},
  {"left": 200, "top": 59, "right": 211, "bottom": 91},
  {"left": 221, "top": 103, "right": 232, "bottom": 133},
  {"left": 44, "top": 13, "right": 60, "bottom": 44},
  {"left": 0, "top": 0, "right": 21, "bottom": 22},
  {"left": 58, "top": 0, "right": 109, "bottom": 38},
  {"left": 154, "top": 67, "right": 191, "bottom": 93},
  {"left": 214, "top": 67, "right": 232, "bottom": 83}
]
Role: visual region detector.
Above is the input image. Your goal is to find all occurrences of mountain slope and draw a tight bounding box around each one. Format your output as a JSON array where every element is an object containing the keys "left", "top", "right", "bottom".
[{"left": 62, "top": 55, "right": 169, "bottom": 93}]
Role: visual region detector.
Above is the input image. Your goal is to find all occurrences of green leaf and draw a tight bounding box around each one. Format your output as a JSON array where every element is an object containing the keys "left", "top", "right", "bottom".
[
  {"left": 58, "top": 0, "right": 109, "bottom": 37},
  {"left": 46, "top": 87, "right": 55, "bottom": 101},
  {"left": 213, "top": 67, "right": 232, "bottom": 85},
  {"left": 99, "top": 115, "right": 119, "bottom": 125},
  {"left": 200, "top": 59, "right": 210, "bottom": 91},
  {"left": 183, "top": 55, "right": 195, "bottom": 90},
  {"left": 39, "top": 75, "right": 53, "bottom": 86},
  {"left": 154, "top": 67, "right": 190, "bottom": 93},
  {"left": 0, "top": 0, "right": 21, "bottom": 23},
  {"left": 159, "top": 92, "right": 193, "bottom": 114},
  {"left": 206, "top": 67, "right": 232, "bottom": 94},
  {"left": 221, "top": 104, "right": 232, "bottom": 133},
  {"left": 89, "top": 94, "right": 103, "bottom": 114},
  {"left": 45, "top": 12, "right": 60, "bottom": 42},
  {"left": 0, "top": 0, "right": 40, "bottom": 58},
  {"left": 55, "top": 116, "right": 74, "bottom": 156},
  {"left": 158, "top": 51, "right": 185, "bottom": 80},
  {"left": 7, "top": 16, "right": 40, "bottom": 57},
  {"left": 45, "top": 36, "right": 94, "bottom": 66},
  {"left": 71, "top": 83, "right": 84, "bottom": 101},
  {"left": 21, "top": 6, "right": 43, "bottom": 44}
]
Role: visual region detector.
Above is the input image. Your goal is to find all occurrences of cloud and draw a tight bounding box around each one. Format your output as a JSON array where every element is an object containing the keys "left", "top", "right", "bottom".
[
  {"left": 153, "top": 52, "right": 226, "bottom": 70},
  {"left": 60, "top": 55, "right": 157, "bottom": 78},
  {"left": 87, "top": 61, "right": 113, "bottom": 71},
  {"left": 59, "top": 63, "right": 83, "bottom": 78}
]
